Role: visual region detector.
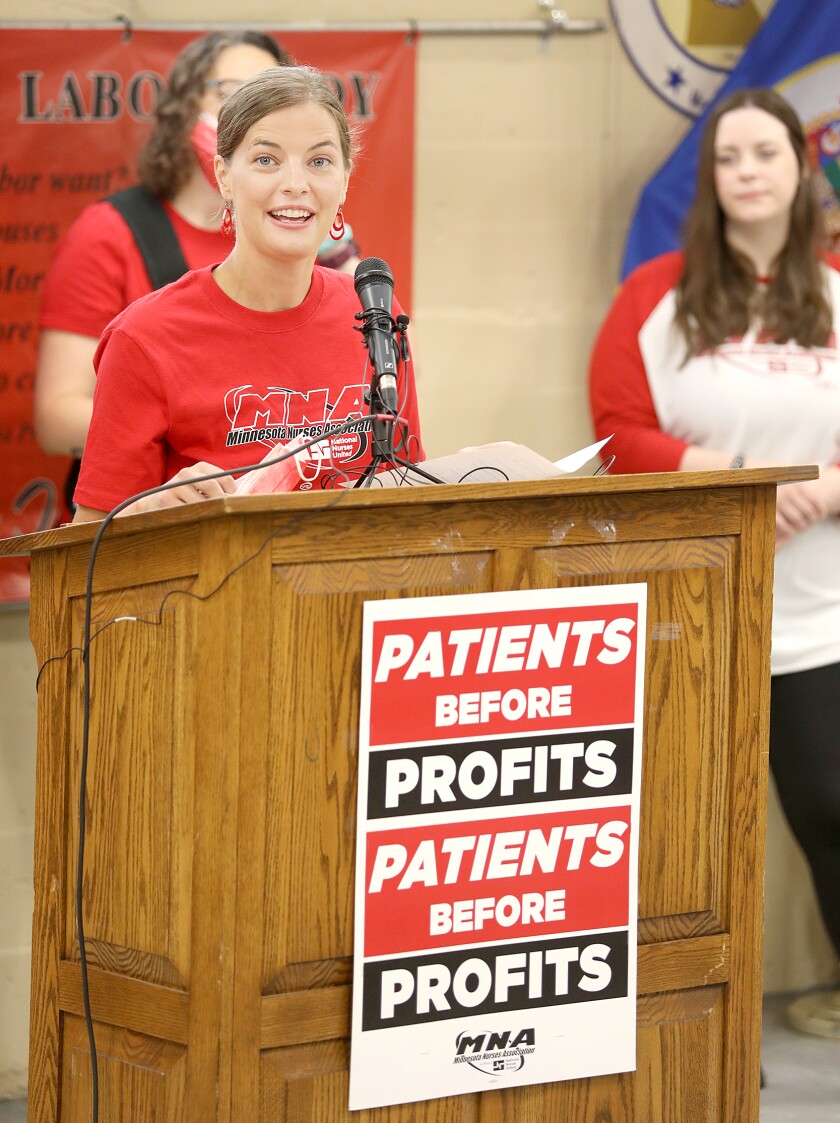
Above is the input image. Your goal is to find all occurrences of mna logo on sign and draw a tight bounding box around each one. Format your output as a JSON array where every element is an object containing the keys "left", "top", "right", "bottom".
[{"left": 453, "top": 1028, "right": 536, "bottom": 1075}]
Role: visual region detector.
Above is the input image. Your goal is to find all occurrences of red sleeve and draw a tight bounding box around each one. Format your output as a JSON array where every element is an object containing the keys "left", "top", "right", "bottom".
[
  {"left": 39, "top": 202, "right": 152, "bottom": 339},
  {"left": 74, "top": 324, "right": 169, "bottom": 510},
  {"left": 588, "top": 255, "right": 689, "bottom": 474}
]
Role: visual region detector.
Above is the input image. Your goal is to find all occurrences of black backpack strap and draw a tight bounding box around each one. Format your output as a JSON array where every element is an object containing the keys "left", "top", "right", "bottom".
[{"left": 105, "top": 185, "right": 190, "bottom": 289}]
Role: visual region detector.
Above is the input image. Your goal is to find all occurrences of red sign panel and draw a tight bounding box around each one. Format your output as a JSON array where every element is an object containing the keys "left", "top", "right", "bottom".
[{"left": 0, "top": 28, "right": 416, "bottom": 601}]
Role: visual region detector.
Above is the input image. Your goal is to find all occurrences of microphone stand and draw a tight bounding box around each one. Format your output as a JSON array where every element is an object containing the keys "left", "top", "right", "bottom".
[{"left": 352, "top": 311, "right": 443, "bottom": 488}]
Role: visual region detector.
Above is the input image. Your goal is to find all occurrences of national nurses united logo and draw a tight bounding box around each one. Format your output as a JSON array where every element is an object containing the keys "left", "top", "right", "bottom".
[
  {"left": 610, "top": 0, "right": 777, "bottom": 116},
  {"left": 779, "top": 56, "right": 840, "bottom": 249},
  {"left": 453, "top": 1027, "right": 535, "bottom": 1075}
]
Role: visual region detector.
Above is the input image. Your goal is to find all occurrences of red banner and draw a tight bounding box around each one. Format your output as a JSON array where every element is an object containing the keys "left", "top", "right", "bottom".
[{"left": 0, "top": 27, "right": 415, "bottom": 603}]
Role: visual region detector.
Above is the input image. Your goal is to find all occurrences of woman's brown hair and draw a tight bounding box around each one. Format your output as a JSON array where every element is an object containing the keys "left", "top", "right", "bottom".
[
  {"left": 138, "top": 30, "right": 291, "bottom": 199},
  {"left": 217, "top": 65, "right": 357, "bottom": 172},
  {"left": 675, "top": 87, "right": 831, "bottom": 354}
]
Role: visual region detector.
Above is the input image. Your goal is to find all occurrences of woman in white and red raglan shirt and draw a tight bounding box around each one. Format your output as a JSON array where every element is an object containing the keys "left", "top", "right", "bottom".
[{"left": 590, "top": 88, "right": 840, "bottom": 1025}]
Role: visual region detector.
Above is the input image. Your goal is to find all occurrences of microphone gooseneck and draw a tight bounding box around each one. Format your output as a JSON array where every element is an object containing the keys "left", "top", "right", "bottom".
[{"left": 350, "top": 257, "right": 442, "bottom": 488}]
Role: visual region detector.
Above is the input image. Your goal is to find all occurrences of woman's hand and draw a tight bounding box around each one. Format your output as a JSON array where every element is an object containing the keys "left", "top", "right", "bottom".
[
  {"left": 775, "top": 466, "right": 840, "bottom": 549},
  {"left": 73, "top": 463, "right": 238, "bottom": 522},
  {"left": 134, "top": 463, "right": 238, "bottom": 512}
]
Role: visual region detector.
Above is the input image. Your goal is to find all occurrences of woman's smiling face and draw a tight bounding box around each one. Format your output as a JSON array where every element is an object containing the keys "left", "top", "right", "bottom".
[{"left": 217, "top": 100, "right": 349, "bottom": 263}]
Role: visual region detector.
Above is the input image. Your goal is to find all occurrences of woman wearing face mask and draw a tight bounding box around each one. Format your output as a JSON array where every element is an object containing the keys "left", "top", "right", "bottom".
[
  {"left": 70, "top": 65, "right": 422, "bottom": 520},
  {"left": 589, "top": 87, "right": 840, "bottom": 1034},
  {"left": 35, "top": 30, "right": 326, "bottom": 508}
]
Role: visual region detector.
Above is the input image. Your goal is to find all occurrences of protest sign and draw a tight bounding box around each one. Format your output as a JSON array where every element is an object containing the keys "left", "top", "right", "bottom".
[{"left": 351, "top": 584, "right": 647, "bottom": 1110}]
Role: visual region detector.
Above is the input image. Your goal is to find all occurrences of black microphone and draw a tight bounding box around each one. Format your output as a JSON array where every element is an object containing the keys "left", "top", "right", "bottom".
[{"left": 354, "top": 257, "right": 399, "bottom": 411}]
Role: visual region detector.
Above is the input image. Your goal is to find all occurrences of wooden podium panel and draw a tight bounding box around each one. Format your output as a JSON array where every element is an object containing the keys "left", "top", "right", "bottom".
[{"left": 4, "top": 469, "right": 803, "bottom": 1122}]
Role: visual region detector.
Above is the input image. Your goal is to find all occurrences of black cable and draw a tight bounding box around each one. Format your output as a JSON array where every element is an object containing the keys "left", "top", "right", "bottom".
[
  {"left": 458, "top": 465, "right": 511, "bottom": 484},
  {"left": 35, "top": 617, "right": 160, "bottom": 691},
  {"left": 72, "top": 422, "right": 361, "bottom": 1123},
  {"left": 77, "top": 615, "right": 97, "bottom": 1118},
  {"left": 404, "top": 431, "right": 422, "bottom": 465},
  {"left": 36, "top": 648, "right": 86, "bottom": 691},
  {"left": 36, "top": 419, "right": 367, "bottom": 686}
]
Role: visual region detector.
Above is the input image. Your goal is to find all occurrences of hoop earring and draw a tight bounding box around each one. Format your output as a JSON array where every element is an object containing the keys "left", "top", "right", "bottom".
[
  {"left": 221, "top": 203, "right": 234, "bottom": 237},
  {"left": 329, "top": 206, "right": 345, "bottom": 241}
]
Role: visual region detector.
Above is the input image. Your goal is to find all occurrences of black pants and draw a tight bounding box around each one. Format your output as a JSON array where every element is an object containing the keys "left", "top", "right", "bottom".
[{"left": 770, "top": 661, "right": 840, "bottom": 959}]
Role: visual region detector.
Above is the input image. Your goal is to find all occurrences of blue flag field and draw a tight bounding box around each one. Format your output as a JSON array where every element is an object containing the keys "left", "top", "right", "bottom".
[{"left": 623, "top": 0, "right": 840, "bottom": 278}]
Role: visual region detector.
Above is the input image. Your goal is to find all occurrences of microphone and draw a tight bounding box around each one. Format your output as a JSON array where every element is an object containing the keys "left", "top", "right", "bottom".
[{"left": 354, "top": 257, "right": 399, "bottom": 411}]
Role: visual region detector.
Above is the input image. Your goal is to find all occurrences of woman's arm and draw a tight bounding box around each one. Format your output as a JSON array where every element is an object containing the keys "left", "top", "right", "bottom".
[
  {"left": 775, "top": 467, "right": 840, "bottom": 548},
  {"left": 588, "top": 275, "right": 688, "bottom": 473},
  {"left": 37, "top": 202, "right": 146, "bottom": 455},
  {"left": 72, "top": 504, "right": 106, "bottom": 523},
  {"left": 34, "top": 330, "right": 97, "bottom": 456},
  {"left": 678, "top": 446, "right": 741, "bottom": 471}
]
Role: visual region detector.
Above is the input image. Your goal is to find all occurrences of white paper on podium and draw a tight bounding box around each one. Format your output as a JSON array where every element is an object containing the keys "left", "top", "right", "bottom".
[
  {"left": 554, "top": 435, "right": 613, "bottom": 473},
  {"left": 368, "top": 436, "right": 612, "bottom": 488}
]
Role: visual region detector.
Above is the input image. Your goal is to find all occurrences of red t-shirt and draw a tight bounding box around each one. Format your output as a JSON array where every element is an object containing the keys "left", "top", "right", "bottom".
[
  {"left": 76, "top": 265, "right": 423, "bottom": 510},
  {"left": 39, "top": 199, "right": 231, "bottom": 339}
]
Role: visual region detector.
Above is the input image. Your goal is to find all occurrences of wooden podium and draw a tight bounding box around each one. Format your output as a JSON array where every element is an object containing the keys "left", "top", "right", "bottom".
[{"left": 3, "top": 468, "right": 804, "bottom": 1121}]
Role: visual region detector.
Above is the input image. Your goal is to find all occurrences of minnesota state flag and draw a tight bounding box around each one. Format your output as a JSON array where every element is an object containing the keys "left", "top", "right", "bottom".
[{"left": 622, "top": 0, "right": 840, "bottom": 277}]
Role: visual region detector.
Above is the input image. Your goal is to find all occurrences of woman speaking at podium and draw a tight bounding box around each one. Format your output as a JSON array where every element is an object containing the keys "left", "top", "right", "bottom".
[
  {"left": 71, "top": 65, "right": 421, "bottom": 522},
  {"left": 589, "top": 88, "right": 840, "bottom": 1032}
]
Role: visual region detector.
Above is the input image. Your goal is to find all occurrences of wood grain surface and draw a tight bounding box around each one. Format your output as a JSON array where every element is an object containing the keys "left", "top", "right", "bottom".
[{"left": 16, "top": 473, "right": 780, "bottom": 1121}]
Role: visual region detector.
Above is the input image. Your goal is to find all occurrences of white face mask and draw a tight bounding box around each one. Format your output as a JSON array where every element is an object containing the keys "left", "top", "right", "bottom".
[{"left": 190, "top": 112, "right": 219, "bottom": 189}]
